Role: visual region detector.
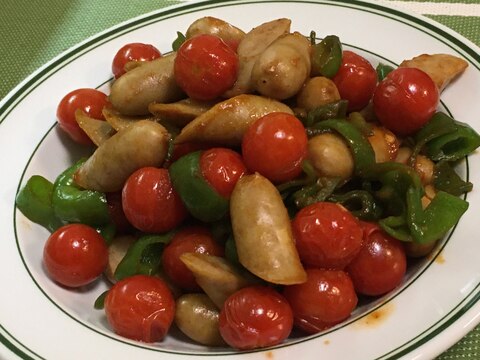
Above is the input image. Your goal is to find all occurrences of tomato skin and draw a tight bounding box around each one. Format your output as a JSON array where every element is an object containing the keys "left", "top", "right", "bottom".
[
  {"left": 346, "top": 222, "right": 407, "bottom": 296},
  {"left": 43, "top": 224, "right": 108, "bottom": 287},
  {"left": 332, "top": 50, "right": 377, "bottom": 111},
  {"left": 104, "top": 275, "right": 175, "bottom": 342},
  {"left": 283, "top": 268, "right": 357, "bottom": 334},
  {"left": 219, "top": 286, "right": 293, "bottom": 350},
  {"left": 122, "top": 167, "right": 188, "bottom": 233},
  {"left": 161, "top": 226, "right": 224, "bottom": 291},
  {"left": 200, "top": 148, "right": 247, "bottom": 198},
  {"left": 112, "top": 42, "right": 161, "bottom": 78},
  {"left": 373, "top": 67, "right": 439, "bottom": 136},
  {"left": 291, "top": 202, "right": 363, "bottom": 269},
  {"left": 242, "top": 112, "right": 308, "bottom": 183},
  {"left": 56, "top": 88, "right": 109, "bottom": 145},
  {"left": 174, "top": 34, "right": 238, "bottom": 100}
]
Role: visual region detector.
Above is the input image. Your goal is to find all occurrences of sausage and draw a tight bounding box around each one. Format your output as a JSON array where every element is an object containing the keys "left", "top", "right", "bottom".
[
  {"left": 74, "top": 120, "right": 169, "bottom": 192},
  {"left": 308, "top": 133, "right": 354, "bottom": 179},
  {"left": 230, "top": 173, "right": 307, "bottom": 285},
  {"left": 104, "top": 235, "right": 136, "bottom": 283},
  {"left": 186, "top": 16, "right": 245, "bottom": 49},
  {"left": 251, "top": 32, "right": 311, "bottom": 100},
  {"left": 175, "top": 293, "right": 225, "bottom": 346},
  {"left": 224, "top": 18, "right": 291, "bottom": 97},
  {"left": 109, "top": 53, "right": 185, "bottom": 116},
  {"left": 173, "top": 94, "right": 293, "bottom": 146},
  {"left": 296, "top": 76, "right": 341, "bottom": 112}
]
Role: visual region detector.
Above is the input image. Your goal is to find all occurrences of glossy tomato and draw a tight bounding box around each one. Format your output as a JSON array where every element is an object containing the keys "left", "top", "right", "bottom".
[
  {"left": 373, "top": 67, "right": 439, "bottom": 136},
  {"left": 174, "top": 34, "right": 238, "bottom": 100},
  {"left": 219, "top": 286, "right": 293, "bottom": 350},
  {"left": 104, "top": 275, "right": 175, "bottom": 342},
  {"left": 122, "top": 167, "right": 188, "bottom": 233},
  {"left": 56, "top": 88, "right": 109, "bottom": 145},
  {"left": 43, "top": 224, "right": 108, "bottom": 287},
  {"left": 346, "top": 222, "right": 407, "bottom": 296},
  {"left": 283, "top": 269, "right": 357, "bottom": 334},
  {"left": 242, "top": 112, "right": 308, "bottom": 183},
  {"left": 112, "top": 42, "right": 161, "bottom": 78},
  {"left": 291, "top": 202, "right": 363, "bottom": 269},
  {"left": 332, "top": 50, "right": 377, "bottom": 111},
  {"left": 200, "top": 148, "right": 247, "bottom": 198},
  {"left": 161, "top": 226, "right": 224, "bottom": 291}
]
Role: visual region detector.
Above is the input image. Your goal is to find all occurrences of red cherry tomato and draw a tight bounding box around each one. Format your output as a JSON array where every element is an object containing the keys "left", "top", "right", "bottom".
[
  {"left": 219, "top": 286, "right": 293, "bottom": 350},
  {"left": 346, "top": 222, "right": 407, "bottom": 296},
  {"left": 161, "top": 226, "right": 224, "bottom": 291},
  {"left": 174, "top": 34, "right": 238, "bottom": 100},
  {"left": 122, "top": 167, "right": 188, "bottom": 233},
  {"left": 106, "top": 191, "right": 133, "bottom": 234},
  {"left": 104, "top": 275, "right": 175, "bottom": 342},
  {"left": 56, "top": 88, "right": 109, "bottom": 145},
  {"left": 112, "top": 42, "right": 161, "bottom": 79},
  {"left": 283, "top": 268, "right": 357, "bottom": 334},
  {"left": 332, "top": 50, "right": 377, "bottom": 111},
  {"left": 43, "top": 224, "right": 108, "bottom": 287},
  {"left": 373, "top": 67, "right": 439, "bottom": 136},
  {"left": 242, "top": 112, "right": 308, "bottom": 183},
  {"left": 291, "top": 202, "right": 363, "bottom": 269},
  {"left": 200, "top": 148, "right": 247, "bottom": 198}
]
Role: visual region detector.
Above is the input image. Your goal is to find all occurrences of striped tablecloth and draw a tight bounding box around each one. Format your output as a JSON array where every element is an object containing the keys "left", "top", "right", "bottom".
[{"left": 1, "top": 0, "right": 479, "bottom": 358}]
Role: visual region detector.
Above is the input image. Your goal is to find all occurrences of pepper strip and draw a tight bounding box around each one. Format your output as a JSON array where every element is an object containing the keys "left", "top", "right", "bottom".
[
  {"left": 304, "top": 100, "right": 348, "bottom": 127},
  {"left": 15, "top": 175, "right": 64, "bottom": 232},
  {"left": 52, "top": 159, "right": 110, "bottom": 226},
  {"left": 310, "top": 34, "right": 343, "bottom": 78}
]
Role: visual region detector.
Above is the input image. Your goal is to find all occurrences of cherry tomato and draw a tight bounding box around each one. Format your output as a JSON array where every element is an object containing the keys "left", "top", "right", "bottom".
[
  {"left": 43, "top": 224, "right": 108, "bottom": 287},
  {"left": 291, "top": 202, "right": 363, "bottom": 269},
  {"left": 283, "top": 269, "right": 357, "bottom": 334},
  {"left": 112, "top": 42, "right": 161, "bottom": 79},
  {"left": 242, "top": 112, "right": 308, "bottom": 183},
  {"left": 346, "top": 222, "right": 407, "bottom": 296},
  {"left": 174, "top": 34, "right": 238, "bottom": 100},
  {"left": 106, "top": 191, "right": 133, "bottom": 234},
  {"left": 56, "top": 88, "right": 109, "bottom": 145},
  {"left": 373, "top": 67, "right": 439, "bottom": 136},
  {"left": 219, "top": 286, "right": 293, "bottom": 350},
  {"left": 332, "top": 50, "right": 377, "bottom": 111},
  {"left": 200, "top": 148, "right": 247, "bottom": 198},
  {"left": 161, "top": 226, "right": 224, "bottom": 291},
  {"left": 104, "top": 274, "right": 175, "bottom": 342},
  {"left": 122, "top": 167, "right": 188, "bottom": 233}
]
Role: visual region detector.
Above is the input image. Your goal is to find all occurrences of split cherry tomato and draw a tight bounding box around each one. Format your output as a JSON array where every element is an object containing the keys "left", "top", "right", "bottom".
[
  {"left": 43, "top": 224, "right": 108, "bottom": 287},
  {"left": 56, "top": 88, "right": 109, "bottom": 145},
  {"left": 332, "top": 50, "right": 377, "bottom": 111},
  {"left": 174, "top": 34, "right": 238, "bottom": 100},
  {"left": 346, "top": 222, "right": 407, "bottom": 296},
  {"left": 112, "top": 42, "right": 161, "bottom": 78},
  {"left": 283, "top": 268, "right": 357, "bottom": 334},
  {"left": 242, "top": 112, "right": 308, "bottom": 183},
  {"left": 104, "top": 275, "right": 175, "bottom": 342},
  {"left": 161, "top": 226, "right": 224, "bottom": 291},
  {"left": 200, "top": 148, "right": 247, "bottom": 198},
  {"left": 219, "top": 286, "right": 293, "bottom": 350},
  {"left": 291, "top": 202, "right": 363, "bottom": 269},
  {"left": 122, "top": 167, "right": 188, "bottom": 233},
  {"left": 373, "top": 67, "right": 439, "bottom": 136}
]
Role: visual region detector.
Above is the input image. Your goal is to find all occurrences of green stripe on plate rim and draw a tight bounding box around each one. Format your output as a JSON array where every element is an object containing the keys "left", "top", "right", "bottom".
[{"left": 3, "top": 0, "right": 479, "bottom": 358}]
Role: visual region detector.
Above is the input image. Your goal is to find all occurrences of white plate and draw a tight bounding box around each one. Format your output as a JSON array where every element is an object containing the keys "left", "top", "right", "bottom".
[{"left": 1, "top": 0, "right": 480, "bottom": 359}]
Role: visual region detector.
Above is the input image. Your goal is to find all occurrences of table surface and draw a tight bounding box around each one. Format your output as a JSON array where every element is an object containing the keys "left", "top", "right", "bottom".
[{"left": 1, "top": 0, "right": 479, "bottom": 358}]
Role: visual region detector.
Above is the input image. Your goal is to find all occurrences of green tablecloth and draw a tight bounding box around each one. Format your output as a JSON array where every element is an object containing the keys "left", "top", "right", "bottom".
[{"left": 1, "top": 0, "right": 479, "bottom": 358}]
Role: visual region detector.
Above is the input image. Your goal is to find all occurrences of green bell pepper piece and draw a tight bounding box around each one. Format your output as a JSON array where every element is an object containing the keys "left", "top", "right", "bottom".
[
  {"left": 52, "top": 159, "right": 110, "bottom": 226},
  {"left": 114, "top": 233, "right": 174, "bottom": 281},
  {"left": 172, "top": 31, "right": 186, "bottom": 51},
  {"left": 329, "top": 190, "right": 382, "bottom": 221},
  {"left": 15, "top": 175, "right": 64, "bottom": 232},
  {"left": 169, "top": 151, "right": 229, "bottom": 222},
  {"left": 311, "top": 34, "right": 343, "bottom": 78},
  {"left": 304, "top": 100, "right": 348, "bottom": 127},
  {"left": 433, "top": 160, "right": 473, "bottom": 196},
  {"left": 94, "top": 290, "right": 109, "bottom": 310},
  {"left": 376, "top": 63, "right": 394, "bottom": 81}
]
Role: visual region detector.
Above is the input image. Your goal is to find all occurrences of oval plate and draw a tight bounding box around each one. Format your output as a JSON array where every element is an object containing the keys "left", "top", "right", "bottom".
[{"left": 1, "top": 1, "right": 479, "bottom": 359}]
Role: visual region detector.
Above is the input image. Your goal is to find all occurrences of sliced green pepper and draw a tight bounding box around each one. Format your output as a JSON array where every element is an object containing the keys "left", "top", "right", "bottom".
[
  {"left": 172, "top": 31, "right": 186, "bottom": 51},
  {"left": 329, "top": 190, "right": 382, "bottom": 221},
  {"left": 376, "top": 63, "right": 394, "bottom": 81},
  {"left": 15, "top": 175, "right": 64, "bottom": 232},
  {"left": 114, "top": 233, "right": 173, "bottom": 281},
  {"left": 311, "top": 34, "right": 343, "bottom": 78},
  {"left": 52, "top": 159, "right": 110, "bottom": 226},
  {"left": 169, "top": 151, "right": 229, "bottom": 222},
  {"left": 433, "top": 160, "right": 473, "bottom": 196},
  {"left": 304, "top": 100, "right": 348, "bottom": 127}
]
